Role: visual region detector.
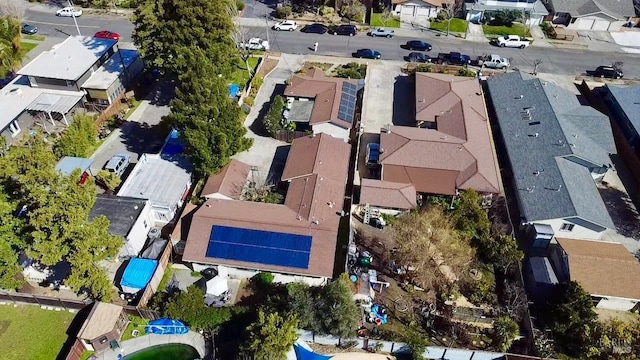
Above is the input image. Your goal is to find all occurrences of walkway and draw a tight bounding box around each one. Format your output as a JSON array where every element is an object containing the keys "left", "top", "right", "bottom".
[
  {"left": 95, "top": 331, "right": 206, "bottom": 360},
  {"left": 465, "top": 22, "right": 486, "bottom": 43}
]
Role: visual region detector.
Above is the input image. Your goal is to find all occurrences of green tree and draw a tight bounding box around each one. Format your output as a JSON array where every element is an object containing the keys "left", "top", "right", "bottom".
[
  {"left": 53, "top": 114, "right": 98, "bottom": 158},
  {"left": 164, "top": 285, "right": 232, "bottom": 331},
  {"left": 263, "top": 96, "right": 285, "bottom": 137},
  {"left": 132, "top": 0, "right": 238, "bottom": 77},
  {"left": 452, "top": 190, "right": 491, "bottom": 241},
  {"left": 0, "top": 16, "right": 22, "bottom": 76},
  {"left": 245, "top": 309, "right": 299, "bottom": 360},
  {"left": 96, "top": 170, "right": 122, "bottom": 191},
  {"left": 316, "top": 273, "right": 359, "bottom": 339},
  {"left": 286, "top": 282, "right": 317, "bottom": 330},
  {"left": 404, "top": 327, "right": 428, "bottom": 360},
  {"left": 492, "top": 316, "right": 519, "bottom": 352},
  {"left": 0, "top": 192, "right": 25, "bottom": 290}
]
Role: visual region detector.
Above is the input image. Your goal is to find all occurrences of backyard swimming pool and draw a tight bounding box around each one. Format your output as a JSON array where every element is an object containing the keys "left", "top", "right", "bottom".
[{"left": 123, "top": 343, "right": 200, "bottom": 360}]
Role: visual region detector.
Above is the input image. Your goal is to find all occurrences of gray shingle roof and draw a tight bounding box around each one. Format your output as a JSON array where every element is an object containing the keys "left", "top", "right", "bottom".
[
  {"left": 606, "top": 84, "right": 640, "bottom": 135},
  {"left": 550, "top": 0, "right": 635, "bottom": 18},
  {"left": 486, "top": 72, "right": 615, "bottom": 228}
]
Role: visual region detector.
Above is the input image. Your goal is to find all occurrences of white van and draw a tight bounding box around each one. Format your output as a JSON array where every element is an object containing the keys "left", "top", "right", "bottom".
[{"left": 105, "top": 154, "right": 130, "bottom": 177}]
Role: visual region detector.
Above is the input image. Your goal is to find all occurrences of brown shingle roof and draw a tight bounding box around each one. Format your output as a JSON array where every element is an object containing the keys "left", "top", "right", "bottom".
[
  {"left": 201, "top": 159, "right": 250, "bottom": 200},
  {"left": 379, "top": 73, "right": 500, "bottom": 195},
  {"left": 359, "top": 179, "right": 417, "bottom": 210},
  {"left": 556, "top": 238, "right": 640, "bottom": 300},
  {"left": 182, "top": 134, "right": 350, "bottom": 278},
  {"left": 78, "top": 302, "right": 123, "bottom": 340},
  {"left": 284, "top": 68, "right": 358, "bottom": 129}
]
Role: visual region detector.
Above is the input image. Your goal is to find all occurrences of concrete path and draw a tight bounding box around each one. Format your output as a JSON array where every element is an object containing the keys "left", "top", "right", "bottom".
[
  {"left": 528, "top": 25, "right": 552, "bottom": 48},
  {"left": 465, "top": 22, "right": 486, "bottom": 43},
  {"left": 95, "top": 331, "right": 206, "bottom": 360}
]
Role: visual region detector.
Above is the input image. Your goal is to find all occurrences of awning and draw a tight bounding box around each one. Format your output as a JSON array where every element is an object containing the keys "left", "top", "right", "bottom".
[
  {"left": 205, "top": 276, "right": 228, "bottom": 296},
  {"left": 25, "top": 92, "right": 83, "bottom": 114}
]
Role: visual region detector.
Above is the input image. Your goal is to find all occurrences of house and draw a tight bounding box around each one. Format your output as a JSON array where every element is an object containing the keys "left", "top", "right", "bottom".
[
  {"left": 376, "top": 73, "right": 501, "bottom": 196},
  {"left": 201, "top": 159, "right": 251, "bottom": 200},
  {"left": 359, "top": 179, "right": 417, "bottom": 214},
  {"left": 284, "top": 68, "right": 364, "bottom": 141},
  {"left": 464, "top": 0, "right": 549, "bottom": 26},
  {"left": 77, "top": 302, "right": 128, "bottom": 353},
  {"left": 546, "top": 0, "right": 635, "bottom": 31},
  {"left": 392, "top": 0, "right": 443, "bottom": 24},
  {"left": 486, "top": 71, "right": 616, "bottom": 241},
  {"left": 549, "top": 237, "right": 640, "bottom": 311},
  {"left": 89, "top": 195, "right": 154, "bottom": 258},
  {"left": 81, "top": 48, "right": 144, "bottom": 105},
  {"left": 182, "top": 133, "right": 350, "bottom": 285}
]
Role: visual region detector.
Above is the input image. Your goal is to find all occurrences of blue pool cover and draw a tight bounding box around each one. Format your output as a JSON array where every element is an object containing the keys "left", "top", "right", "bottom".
[
  {"left": 206, "top": 226, "right": 312, "bottom": 269},
  {"left": 228, "top": 84, "right": 240, "bottom": 98},
  {"left": 145, "top": 318, "right": 189, "bottom": 335},
  {"left": 294, "top": 344, "right": 333, "bottom": 360},
  {"left": 120, "top": 258, "right": 158, "bottom": 292}
]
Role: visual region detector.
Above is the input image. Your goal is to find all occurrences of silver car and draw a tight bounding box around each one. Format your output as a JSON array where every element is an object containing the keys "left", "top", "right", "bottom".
[{"left": 369, "top": 28, "right": 395, "bottom": 38}]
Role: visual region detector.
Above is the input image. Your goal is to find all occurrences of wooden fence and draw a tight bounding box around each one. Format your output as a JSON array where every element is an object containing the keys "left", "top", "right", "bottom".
[
  {"left": 273, "top": 130, "right": 308, "bottom": 143},
  {"left": 0, "top": 291, "right": 91, "bottom": 310},
  {"left": 137, "top": 240, "right": 173, "bottom": 308},
  {"left": 93, "top": 93, "right": 128, "bottom": 128}
]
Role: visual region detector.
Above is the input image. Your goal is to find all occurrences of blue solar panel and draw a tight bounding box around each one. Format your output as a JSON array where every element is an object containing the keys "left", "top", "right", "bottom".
[{"left": 206, "top": 226, "right": 312, "bottom": 269}]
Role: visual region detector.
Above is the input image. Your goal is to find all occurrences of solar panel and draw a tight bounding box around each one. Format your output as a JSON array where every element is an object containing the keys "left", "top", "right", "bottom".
[
  {"left": 206, "top": 226, "right": 312, "bottom": 269},
  {"left": 338, "top": 82, "right": 360, "bottom": 123}
]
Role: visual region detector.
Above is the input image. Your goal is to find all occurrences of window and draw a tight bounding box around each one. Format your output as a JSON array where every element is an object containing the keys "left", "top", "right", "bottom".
[{"left": 560, "top": 223, "right": 574, "bottom": 232}]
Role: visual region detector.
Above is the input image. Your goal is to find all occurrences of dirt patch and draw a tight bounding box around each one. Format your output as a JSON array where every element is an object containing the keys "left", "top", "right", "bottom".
[{"left": 258, "top": 57, "right": 279, "bottom": 78}]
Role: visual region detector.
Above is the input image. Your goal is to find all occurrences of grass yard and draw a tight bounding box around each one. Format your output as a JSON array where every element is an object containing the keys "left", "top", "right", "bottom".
[
  {"left": 370, "top": 13, "right": 401, "bottom": 28},
  {"left": 230, "top": 56, "right": 260, "bottom": 90},
  {"left": 430, "top": 18, "right": 468, "bottom": 33},
  {"left": 121, "top": 315, "right": 149, "bottom": 342},
  {"left": 482, "top": 23, "right": 530, "bottom": 37},
  {"left": 0, "top": 305, "right": 75, "bottom": 360},
  {"left": 23, "top": 34, "right": 45, "bottom": 41},
  {"left": 20, "top": 41, "right": 38, "bottom": 56}
]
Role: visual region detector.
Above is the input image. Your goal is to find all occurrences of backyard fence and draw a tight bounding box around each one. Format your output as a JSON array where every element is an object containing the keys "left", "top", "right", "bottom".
[
  {"left": 92, "top": 93, "right": 128, "bottom": 128},
  {"left": 136, "top": 240, "right": 173, "bottom": 308},
  {"left": 0, "top": 291, "right": 91, "bottom": 310},
  {"left": 273, "top": 130, "right": 308, "bottom": 142}
]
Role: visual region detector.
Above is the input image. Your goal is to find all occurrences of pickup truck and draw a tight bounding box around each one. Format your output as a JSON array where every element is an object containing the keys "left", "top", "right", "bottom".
[
  {"left": 240, "top": 38, "right": 269, "bottom": 51},
  {"left": 474, "top": 54, "right": 510, "bottom": 69},
  {"left": 496, "top": 35, "right": 530, "bottom": 49},
  {"left": 436, "top": 52, "right": 471, "bottom": 66},
  {"left": 369, "top": 28, "right": 395, "bottom": 38}
]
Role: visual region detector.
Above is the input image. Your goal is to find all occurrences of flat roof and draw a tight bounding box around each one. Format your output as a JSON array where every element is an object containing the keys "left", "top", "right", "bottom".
[
  {"left": 18, "top": 36, "right": 117, "bottom": 81},
  {"left": 82, "top": 49, "right": 140, "bottom": 90},
  {"left": 78, "top": 302, "right": 123, "bottom": 340},
  {"left": 89, "top": 195, "right": 147, "bottom": 237}
]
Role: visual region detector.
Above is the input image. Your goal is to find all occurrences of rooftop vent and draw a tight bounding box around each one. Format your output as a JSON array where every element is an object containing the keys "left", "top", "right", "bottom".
[
  {"left": 312, "top": 220, "right": 320, "bottom": 225},
  {"left": 526, "top": 186, "right": 535, "bottom": 193},
  {"left": 515, "top": 95, "right": 523, "bottom": 100},
  {"left": 529, "top": 121, "right": 541, "bottom": 126}
]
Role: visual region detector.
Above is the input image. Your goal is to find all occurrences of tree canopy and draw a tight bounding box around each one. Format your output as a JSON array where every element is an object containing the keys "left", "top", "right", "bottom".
[
  {"left": 316, "top": 274, "right": 359, "bottom": 339},
  {"left": 245, "top": 309, "right": 299, "bottom": 360},
  {"left": 0, "top": 16, "right": 22, "bottom": 76},
  {"left": 163, "top": 285, "right": 232, "bottom": 332}
]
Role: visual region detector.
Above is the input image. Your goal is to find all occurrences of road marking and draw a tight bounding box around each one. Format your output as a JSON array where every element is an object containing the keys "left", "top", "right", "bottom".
[{"left": 26, "top": 20, "right": 100, "bottom": 28}]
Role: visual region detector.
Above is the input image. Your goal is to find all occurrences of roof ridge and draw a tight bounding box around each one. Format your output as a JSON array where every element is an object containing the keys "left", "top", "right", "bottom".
[{"left": 416, "top": 79, "right": 456, "bottom": 119}]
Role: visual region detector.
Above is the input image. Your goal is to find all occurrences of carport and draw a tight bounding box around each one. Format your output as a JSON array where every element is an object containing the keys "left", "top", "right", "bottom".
[{"left": 25, "top": 92, "right": 84, "bottom": 129}]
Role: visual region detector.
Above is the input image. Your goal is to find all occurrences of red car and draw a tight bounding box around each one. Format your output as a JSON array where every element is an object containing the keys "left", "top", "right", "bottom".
[{"left": 94, "top": 30, "right": 120, "bottom": 41}]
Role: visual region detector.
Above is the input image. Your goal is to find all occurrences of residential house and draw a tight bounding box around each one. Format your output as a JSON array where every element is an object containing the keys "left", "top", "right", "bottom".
[
  {"left": 82, "top": 48, "right": 144, "bottom": 105},
  {"left": 549, "top": 238, "right": 640, "bottom": 311},
  {"left": 182, "top": 133, "right": 350, "bottom": 285},
  {"left": 375, "top": 73, "right": 501, "bottom": 197},
  {"left": 201, "top": 159, "right": 251, "bottom": 200},
  {"left": 359, "top": 179, "right": 417, "bottom": 214},
  {"left": 464, "top": 0, "right": 549, "bottom": 26},
  {"left": 486, "top": 71, "right": 616, "bottom": 241},
  {"left": 546, "top": 0, "right": 635, "bottom": 31},
  {"left": 284, "top": 68, "right": 364, "bottom": 141},
  {"left": 89, "top": 195, "right": 154, "bottom": 258},
  {"left": 77, "top": 302, "right": 128, "bottom": 353},
  {"left": 392, "top": 0, "right": 443, "bottom": 24}
]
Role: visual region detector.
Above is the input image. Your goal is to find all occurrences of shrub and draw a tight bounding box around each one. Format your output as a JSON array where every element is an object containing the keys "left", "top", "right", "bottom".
[
  {"left": 236, "top": 0, "right": 245, "bottom": 11},
  {"left": 457, "top": 67, "right": 476, "bottom": 77},
  {"left": 263, "top": 95, "right": 285, "bottom": 137},
  {"left": 540, "top": 22, "right": 553, "bottom": 37},
  {"left": 319, "top": 5, "right": 334, "bottom": 17},
  {"left": 276, "top": 6, "right": 292, "bottom": 19},
  {"left": 490, "top": 9, "right": 520, "bottom": 26},
  {"left": 334, "top": 62, "right": 367, "bottom": 79},
  {"left": 54, "top": 114, "right": 98, "bottom": 158},
  {"left": 96, "top": 170, "right": 122, "bottom": 191},
  {"left": 466, "top": 266, "right": 496, "bottom": 305},
  {"left": 340, "top": 0, "right": 366, "bottom": 22},
  {"left": 252, "top": 272, "right": 274, "bottom": 287},
  {"left": 243, "top": 96, "right": 254, "bottom": 107},
  {"left": 492, "top": 316, "right": 519, "bottom": 352}
]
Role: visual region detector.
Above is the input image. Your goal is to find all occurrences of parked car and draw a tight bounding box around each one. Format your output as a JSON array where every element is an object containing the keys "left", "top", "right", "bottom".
[
  {"left": 104, "top": 154, "right": 130, "bottom": 177},
  {"left": 274, "top": 20, "right": 297, "bottom": 31},
  {"left": 436, "top": 52, "right": 471, "bottom": 66},
  {"left": 21, "top": 23, "right": 38, "bottom": 35},
  {"left": 332, "top": 24, "right": 357, "bottom": 36},
  {"left": 403, "top": 40, "right": 432, "bottom": 51},
  {"left": 94, "top": 30, "right": 120, "bottom": 41},
  {"left": 366, "top": 143, "right": 380, "bottom": 166},
  {"left": 405, "top": 52, "right": 431, "bottom": 63},
  {"left": 587, "top": 65, "right": 623, "bottom": 79},
  {"left": 353, "top": 49, "right": 381, "bottom": 59},
  {"left": 474, "top": 54, "right": 509, "bottom": 69},
  {"left": 496, "top": 35, "right": 530, "bottom": 49},
  {"left": 301, "top": 23, "right": 328, "bottom": 34},
  {"left": 368, "top": 28, "right": 394, "bottom": 38},
  {"left": 240, "top": 38, "right": 270, "bottom": 51},
  {"left": 56, "top": 7, "right": 82, "bottom": 17}
]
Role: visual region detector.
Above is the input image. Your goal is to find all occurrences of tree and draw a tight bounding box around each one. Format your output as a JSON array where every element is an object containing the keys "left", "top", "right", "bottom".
[
  {"left": 164, "top": 285, "right": 232, "bottom": 331},
  {"left": 54, "top": 114, "right": 98, "bottom": 158},
  {"left": 452, "top": 190, "right": 491, "bottom": 241},
  {"left": 286, "top": 282, "right": 317, "bottom": 331},
  {"left": 96, "top": 170, "right": 122, "bottom": 191},
  {"left": 0, "top": 192, "right": 25, "bottom": 290},
  {"left": 316, "top": 274, "right": 359, "bottom": 340},
  {"left": 232, "top": 25, "right": 259, "bottom": 74},
  {"left": 404, "top": 327, "right": 429, "bottom": 360},
  {"left": 0, "top": 0, "right": 25, "bottom": 22},
  {"left": 438, "top": 0, "right": 463, "bottom": 36},
  {"left": 492, "top": 316, "right": 519, "bottom": 352},
  {"left": 0, "top": 16, "right": 22, "bottom": 76},
  {"left": 339, "top": 0, "right": 366, "bottom": 22},
  {"left": 132, "top": 0, "right": 239, "bottom": 77},
  {"left": 263, "top": 95, "right": 285, "bottom": 137},
  {"left": 533, "top": 58, "right": 543, "bottom": 75},
  {"left": 245, "top": 309, "right": 298, "bottom": 360}
]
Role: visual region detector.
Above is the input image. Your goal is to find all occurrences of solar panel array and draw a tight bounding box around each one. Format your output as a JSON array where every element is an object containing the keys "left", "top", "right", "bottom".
[
  {"left": 206, "top": 226, "right": 312, "bottom": 269},
  {"left": 338, "top": 82, "right": 358, "bottom": 123}
]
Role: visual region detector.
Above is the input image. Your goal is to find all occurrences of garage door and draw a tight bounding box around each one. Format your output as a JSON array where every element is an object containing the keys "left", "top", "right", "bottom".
[
  {"left": 401, "top": 5, "right": 415, "bottom": 17},
  {"left": 575, "top": 18, "right": 594, "bottom": 30},
  {"left": 592, "top": 19, "right": 610, "bottom": 31},
  {"left": 416, "top": 6, "right": 432, "bottom": 18}
]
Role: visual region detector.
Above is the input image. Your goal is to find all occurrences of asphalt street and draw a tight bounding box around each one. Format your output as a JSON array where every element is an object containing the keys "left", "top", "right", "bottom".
[{"left": 23, "top": 4, "right": 640, "bottom": 78}]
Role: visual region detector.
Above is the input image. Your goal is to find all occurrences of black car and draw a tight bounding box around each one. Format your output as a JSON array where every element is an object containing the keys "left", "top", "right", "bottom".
[
  {"left": 332, "top": 24, "right": 357, "bottom": 36},
  {"left": 588, "top": 65, "right": 623, "bottom": 79},
  {"left": 405, "top": 52, "right": 431, "bottom": 63},
  {"left": 21, "top": 23, "right": 38, "bottom": 35},
  {"left": 403, "top": 40, "right": 432, "bottom": 51},
  {"left": 353, "top": 49, "right": 381, "bottom": 59},
  {"left": 301, "top": 23, "right": 328, "bottom": 34}
]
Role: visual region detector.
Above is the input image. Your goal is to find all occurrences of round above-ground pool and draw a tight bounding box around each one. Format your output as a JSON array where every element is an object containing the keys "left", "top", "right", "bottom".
[{"left": 123, "top": 343, "right": 201, "bottom": 360}]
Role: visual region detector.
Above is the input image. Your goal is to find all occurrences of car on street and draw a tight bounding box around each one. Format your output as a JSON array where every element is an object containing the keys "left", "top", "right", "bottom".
[
  {"left": 332, "top": 24, "right": 357, "bottom": 36},
  {"left": 56, "top": 7, "right": 82, "bottom": 17},
  {"left": 368, "top": 28, "right": 395, "bottom": 38},
  {"left": 274, "top": 20, "right": 297, "bottom": 31},
  {"left": 94, "top": 31, "right": 120, "bottom": 41},
  {"left": 405, "top": 52, "right": 431, "bottom": 63},
  {"left": 474, "top": 54, "right": 509, "bottom": 69},
  {"left": 403, "top": 40, "right": 432, "bottom": 51},
  {"left": 436, "top": 52, "right": 471, "bottom": 65},
  {"left": 240, "top": 38, "right": 270, "bottom": 51},
  {"left": 353, "top": 49, "right": 381, "bottom": 59},
  {"left": 496, "top": 35, "right": 530, "bottom": 48},
  {"left": 301, "top": 23, "right": 328, "bottom": 34},
  {"left": 587, "top": 65, "right": 623, "bottom": 79},
  {"left": 21, "top": 23, "right": 38, "bottom": 35}
]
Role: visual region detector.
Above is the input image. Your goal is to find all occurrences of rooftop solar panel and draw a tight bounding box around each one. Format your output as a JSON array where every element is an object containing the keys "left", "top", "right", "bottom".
[{"left": 206, "top": 226, "right": 312, "bottom": 269}]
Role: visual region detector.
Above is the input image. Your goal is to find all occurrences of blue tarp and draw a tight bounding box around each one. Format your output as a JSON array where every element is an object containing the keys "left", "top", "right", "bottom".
[
  {"left": 294, "top": 344, "right": 333, "bottom": 360},
  {"left": 145, "top": 318, "right": 189, "bottom": 335},
  {"left": 119, "top": 258, "right": 157, "bottom": 293},
  {"left": 161, "top": 129, "right": 184, "bottom": 157},
  {"left": 228, "top": 84, "right": 240, "bottom": 98}
]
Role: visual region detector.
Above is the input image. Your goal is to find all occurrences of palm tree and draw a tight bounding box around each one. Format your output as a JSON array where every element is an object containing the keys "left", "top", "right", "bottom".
[{"left": 0, "top": 16, "right": 23, "bottom": 76}]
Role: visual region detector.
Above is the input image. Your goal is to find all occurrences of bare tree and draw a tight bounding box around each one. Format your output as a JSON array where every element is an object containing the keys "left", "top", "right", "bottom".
[
  {"left": 501, "top": 279, "right": 527, "bottom": 321},
  {"left": 231, "top": 25, "right": 260, "bottom": 74},
  {"left": 533, "top": 58, "right": 543, "bottom": 75},
  {"left": 440, "top": 0, "right": 464, "bottom": 36},
  {"left": 613, "top": 61, "right": 624, "bottom": 72},
  {"left": 0, "top": 0, "right": 25, "bottom": 22}
]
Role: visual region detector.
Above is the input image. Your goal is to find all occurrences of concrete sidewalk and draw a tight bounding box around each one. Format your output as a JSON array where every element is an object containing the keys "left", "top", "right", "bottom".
[
  {"left": 465, "top": 22, "right": 486, "bottom": 43},
  {"left": 95, "top": 331, "right": 206, "bottom": 360}
]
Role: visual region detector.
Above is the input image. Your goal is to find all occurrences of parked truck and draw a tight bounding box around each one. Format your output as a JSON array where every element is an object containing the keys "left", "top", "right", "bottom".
[
  {"left": 436, "top": 52, "right": 471, "bottom": 66},
  {"left": 473, "top": 54, "right": 510, "bottom": 69}
]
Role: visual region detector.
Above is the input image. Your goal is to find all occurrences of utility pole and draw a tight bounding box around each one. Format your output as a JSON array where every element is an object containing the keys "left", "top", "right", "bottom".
[{"left": 68, "top": 0, "right": 81, "bottom": 36}]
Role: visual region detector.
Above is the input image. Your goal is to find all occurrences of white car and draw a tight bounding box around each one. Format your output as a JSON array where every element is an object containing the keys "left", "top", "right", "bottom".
[
  {"left": 477, "top": 54, "right": 510, "bottom": 69},
  {"left": 240, "top": 38, "right": 270, "bottom": 51},
  {"left": 56, "top": 7, "right": 83, "bottom": 17},
  {"left": 274, "top": 20, "right": 297, "bottom": 31},
  {"left": 496, "top": 35, "right": 530, "bottom": 49}
]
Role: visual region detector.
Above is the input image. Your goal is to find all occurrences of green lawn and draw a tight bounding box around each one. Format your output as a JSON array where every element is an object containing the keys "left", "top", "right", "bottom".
[
  {"left": 0, "top": 305, "right": 75, "bottom": 360},
  {"left": 230, "top": 56, "right": 260, "bottom": 90},
  {"left": 20, "top": 41, "right": 38, "bottom": 56},
  {"left": 23, "top": 34, "right": 45, "bottom": 41},
  {"left": 370, "top": 13, "right": 401, "bottom": 28},
  {"left": 430, "top": 18, "right": 468, "bottom": 33},
  {"left": 482, "top": 23, "right": 530, "bottom": 37},
  {"left": 121, "top": 315, "right": 149, "bottom": 342}
]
